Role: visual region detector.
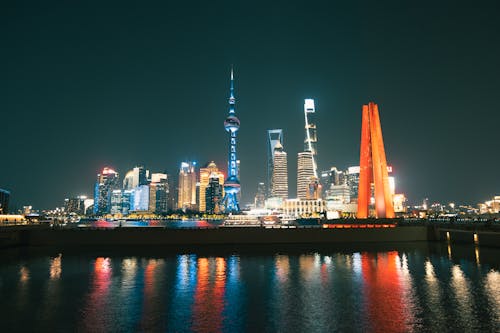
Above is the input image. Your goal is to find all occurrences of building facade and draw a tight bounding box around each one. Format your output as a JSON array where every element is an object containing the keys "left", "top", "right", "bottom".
[
  {"left": 254, "top": 182, "right": 266, "bottom": 209},
  {"left": 178, "top": 162, "right": 197, "bottom": 211},
  {"left": 123, "top": 166, "right": 149, "bottom": 190},
  {"left": 267, "top": 129, "right": 283, "bottom": 198},
  {"left": 271, "top": 142, "right": 288, "bottom": 199},
  {"left": 149, "top": 173, "right": 169, "bottom": 214},
  {"left": 205, "top": 174, "right": 223, "bottom": 214},
  {"left": 64, "top": 195, "right": 87, "bottom": 215},
  {"left": 283, "top": 199, "right": 325, "bottom": 218},
  {"left": 199, "top": 162, "right": 224, "bottom": 212},
  {"left": 93, "top": 167, "right": 120, "bottom": 215},
  {"left": 0, "top": 189, "right": 10, "bottom": 214},
  {"left": 303, "top": 99, "right": 318, "bottom": 177},
  {"left": 297, "top": 151, "right": 315, "bottom": 200}
]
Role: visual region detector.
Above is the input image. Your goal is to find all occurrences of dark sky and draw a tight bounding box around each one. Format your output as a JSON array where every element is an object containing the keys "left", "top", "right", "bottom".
[{"left": 2, "top": 0, "right": 499, "bottom": 209}]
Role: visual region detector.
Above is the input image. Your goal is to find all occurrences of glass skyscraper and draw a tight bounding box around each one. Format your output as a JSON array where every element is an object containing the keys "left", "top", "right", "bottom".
[
  {"left": 267, "top": 129, "right": 283, "bottom": 198},
  {"left": 93, "top": 167, "right": 120, "bottom": 215}
]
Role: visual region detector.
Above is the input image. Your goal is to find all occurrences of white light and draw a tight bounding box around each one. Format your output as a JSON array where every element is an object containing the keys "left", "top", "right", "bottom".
[{"left": 304, "top": 99, "right": 315, "bottom": 111}]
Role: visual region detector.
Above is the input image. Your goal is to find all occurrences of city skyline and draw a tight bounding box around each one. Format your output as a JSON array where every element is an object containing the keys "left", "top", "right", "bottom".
[{"left": 2, "top": 1, "right": 499, "bottom": 209}]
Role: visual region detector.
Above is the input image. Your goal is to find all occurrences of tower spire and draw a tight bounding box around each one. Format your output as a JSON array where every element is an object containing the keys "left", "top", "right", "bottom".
[
  {"left": 222, "top": 67, "right": 241, "bottom": 212},
  {"left": 229, "top": 66, "right": 235, "bottom": 114}
]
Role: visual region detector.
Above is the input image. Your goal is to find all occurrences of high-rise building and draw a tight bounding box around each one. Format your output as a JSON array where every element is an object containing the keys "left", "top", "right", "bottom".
[
  {"left": 132, "top": 185, "right": 149, "bottom": 211},
  {"left": 357, "top": 102, "right": 395, "bottom": 218},
  {"left": 321, "top": 167, "right": 346, "bottom": 197},
  {"left": 93, "top": 167, "right": 120, "bottom": 215},
  {"left": 297, "top": 151, "right": 315, "bottom": 200},
  {"left": 64, "top": 195, "right": 87, "bottom": 215},
  {"left": 307, "top": 177, "right": 321, "bottom": 200},
  {"left": 110, "top": 190, "right": 132, "bottom": 215},
  {"left": 254, "top": 182, "right": 266, "bottom": 208},
  {"left": 327, "top": 184, "right": 351, "bottom": 203},
  {"left": 267, "top": 129, "right": 283, "bottom": 197},
  {"left": 0, "top": 189, "right": 10, "bottom": 214},
  {"left": 222, "top": 68, "right": 241, "bottom": 213},
  {"left": 271, "top": 142, "right": 288, "bottom": 199},
  {"left": 123, "top": 166, "right": 149, "bottom": 190},
  {"left": 205, "top": 174, "right": 224, "bottom": 214},
  {"left": 178, "top": 161, "right": 197, "bottom": 211},
  {"left": 198, "top": 162, "right": 224, "bottom": 212},
  {"left": 303, "top": 99, "right": 318, "bottom": 178},
  {"left": 149, "top": 173, "right": 169, "bottom": 214},
  {"left": 346, "top": 166, "right": 360, "bottom": 203}
]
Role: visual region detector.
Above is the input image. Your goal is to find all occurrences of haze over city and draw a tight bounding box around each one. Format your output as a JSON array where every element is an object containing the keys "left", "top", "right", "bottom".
[{"left": 2, "top": 0, "right": 499, "bottom": 209}]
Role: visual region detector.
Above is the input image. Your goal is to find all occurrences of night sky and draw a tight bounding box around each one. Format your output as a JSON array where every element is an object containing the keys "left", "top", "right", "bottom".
[{"left": 2, "top": 0, "right": 499, "bottom": 210}]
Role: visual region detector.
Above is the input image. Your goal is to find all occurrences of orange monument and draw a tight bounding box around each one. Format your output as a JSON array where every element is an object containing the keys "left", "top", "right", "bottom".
[{"left": 357, "top": 102, "right": 395, "bottom": 219}]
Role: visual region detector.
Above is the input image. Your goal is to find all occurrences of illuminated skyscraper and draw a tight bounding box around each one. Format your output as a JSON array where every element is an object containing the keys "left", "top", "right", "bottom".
[
  {"left": 93, "top": 167, "right": 120, "bottom": 215},
  {"left": 110, "top": 190, "right": 132, "bottom": 215},
  {"left": 254, "top": 182, "right": 266, "bottom": 208},
  {"left": 297, "top": 151, "right": 314, "bottom": 200},
  {"left": 123, "top": 166, "right": 149, "bottom": 190},
  {"left": 64, "top": 195, "right": 87, "bottom": 215},
  {"left": 132, "top": 185, "right": 149, "bottom": 211},
  {"left": 271, "top": 142, "right": 288, "bottom": 199},
  {"left": 199, "top": 162, "right": 224, "bottom": 212},
  {"left": 205, "top": 173, "right": 224, "bottom": 214},
  {"left": 303, "top": 99, "right": 318, "bottom": 178},
  {"left": 347, "top": 166, "right": 360, "bottom": 203},
  {"left": 178, "top": 162, "right": 197, "bottom": 211},
  {"left": 149, "top": 173, "right": 169, "bottom": 213},
  {"left": 267, "top": 129, "right": 283, "bottom": 197},
  {"left": 357, "top": 102, "right": 395, "bottom": 218},
  {"left": 0, "top": 188, "right": 10, "bottom": 214},
  {"left": 222, "top": 68, "right": 241, "bottom": 213}
]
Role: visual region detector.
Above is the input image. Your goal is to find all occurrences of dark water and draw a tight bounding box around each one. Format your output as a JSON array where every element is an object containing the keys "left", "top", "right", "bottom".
[{"left": 0, "top": 243, "right": 498, "bottom": 332}]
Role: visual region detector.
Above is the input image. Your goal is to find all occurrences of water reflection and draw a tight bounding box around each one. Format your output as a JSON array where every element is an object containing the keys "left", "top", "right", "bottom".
[
  {"left": 80, "top": 257, "right": 113, "bottom": 332},
  {"left": 361, "top": 252, "right": 407, "bottom": 332},
  {"left": 140, "top": 259, "right": 165, "bottom": 331},
  {"left": 1, "top": 243, "right": 498, "bottom": 332},
  {"left": 484, "top": 270, "right": 500, "bottom": 325},
  {"left": 450, "top": 265, "right": 475, "bottom": 329},
  {"left": 19, "top": 265, "right": 29, "bottom": 283},
  {"left": 49, "top": 254, "right": 62, "bottom": 280},
  {"left": 192, "top": 257, "right": 226, "bottom": 332}
]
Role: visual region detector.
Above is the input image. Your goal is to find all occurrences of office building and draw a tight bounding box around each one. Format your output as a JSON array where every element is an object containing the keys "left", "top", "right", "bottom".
[
  {"left": 110, "top": 190, "right": 133, "bottom": 215},
  {"left": 123, "top": 166, "right": 149, "bottom": 190},
  {"left": 346, "top": 166, "right": 360, "bottom": 203},
  {"left": 198, "top": 162, "right": 224, "bottom": 212},
  {"left": 132, "top": 185, "right": 149, "bottom": 212},
  {"left": 205, "top": 174, "right": 224, "bottom": 214},
  {"left": 270, "top": 142, "right": 288, "bottom": 199},
  {"left": 0, "top": 189, "right": 10, "bottom": 214},
  {"left": 303, "top": 99, "right": 318, "bottom": 177},
  {"left": 178, "top": 162, "right": 197, "bottom": 211},
  {"left": 149, "top": 173, "right": 169, "bottom": 213},
  {"left": 64, "top": 195, "right": 87, "bottom": 215},
  {"left": 254, "top": 182, "right": 266, "bottom": 209},
  {"left": 93, "top": 167, "right": 120, "bottom": 215},
  {"left": 267, "top": 129, "right": 283, "bottom": 197},
  {"left": 297, "top": 151, "right": 315, "bottom": 200}
]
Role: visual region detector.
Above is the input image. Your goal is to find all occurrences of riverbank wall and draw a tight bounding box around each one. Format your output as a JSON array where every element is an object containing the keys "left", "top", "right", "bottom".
[
  {"left": 1, "top": 225, "right": 498, "bottom": 249},
  {"left": 0, "top": 225, "right": 430, "bottom": 248}
]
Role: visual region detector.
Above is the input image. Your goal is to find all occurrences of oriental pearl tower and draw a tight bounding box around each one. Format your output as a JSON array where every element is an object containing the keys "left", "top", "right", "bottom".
[{"left": 222, "top": 68, "right": 241, "bottom": 213}]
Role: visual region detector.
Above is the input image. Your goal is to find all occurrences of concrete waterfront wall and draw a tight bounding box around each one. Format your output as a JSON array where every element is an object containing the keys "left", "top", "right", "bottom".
[
  {"left": 438, "top": 228, "right": 500, "bottom": 248},
  {"left": 1, "top": 226, "right": 431, "bottom": 248}
]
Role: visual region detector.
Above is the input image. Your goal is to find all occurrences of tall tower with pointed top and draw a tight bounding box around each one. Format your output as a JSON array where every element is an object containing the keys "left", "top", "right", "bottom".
[{"left": 222, "top": 68, "right": 241, "bottom": 212}]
